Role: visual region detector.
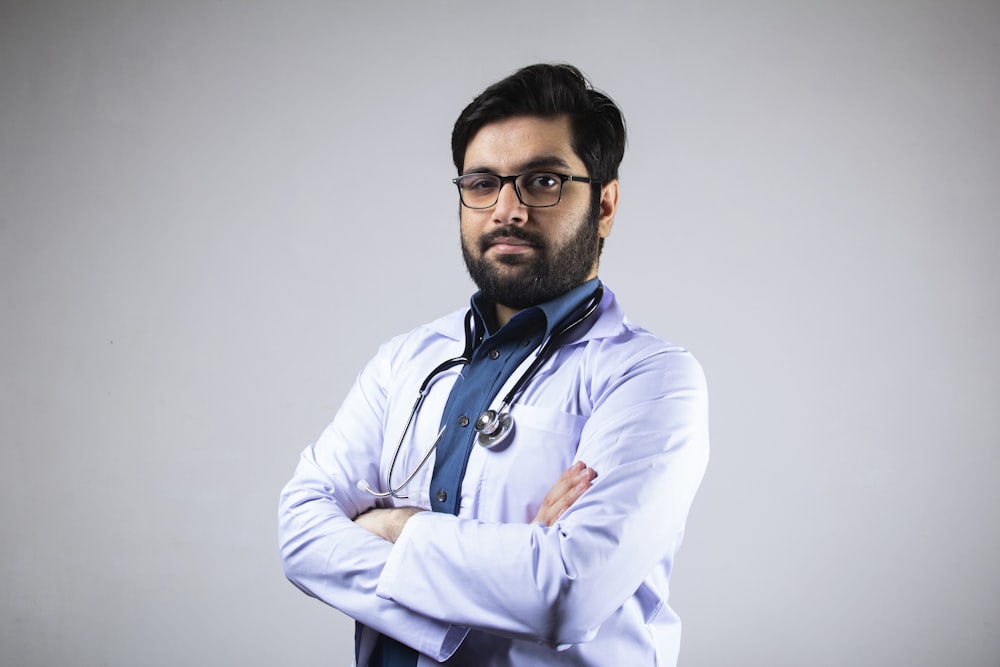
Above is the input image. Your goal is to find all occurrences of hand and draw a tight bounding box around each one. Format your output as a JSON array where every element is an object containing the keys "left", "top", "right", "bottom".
[
  {"left": 354, "top": 506, "right": 425, "bottom": 543},
  {"left": 533, "top": 461, "right": 598, "bottom": 526}
]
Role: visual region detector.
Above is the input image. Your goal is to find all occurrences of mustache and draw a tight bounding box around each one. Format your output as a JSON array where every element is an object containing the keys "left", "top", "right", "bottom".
[{"left": 478, "top": 226, "right": 546, "bottom": 252}]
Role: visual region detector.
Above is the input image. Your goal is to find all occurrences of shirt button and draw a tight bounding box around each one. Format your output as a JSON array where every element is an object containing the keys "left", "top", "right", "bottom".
[
  {"left": 458, "top": 415, "right": 470, "bottom": 427},
  {"left": 436, "top": 489, "right": 447, "bottom": 502},
  {"left": 488, "top": 348, "right": 500, "bottom": 360},
  {"left": 522, "top": 339, "right": 532, "bottom": 347}
]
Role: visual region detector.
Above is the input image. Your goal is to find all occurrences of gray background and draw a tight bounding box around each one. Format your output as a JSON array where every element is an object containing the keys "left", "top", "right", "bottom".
[{"left": 1, "top": 1, "right": 998, "bottom": 665}]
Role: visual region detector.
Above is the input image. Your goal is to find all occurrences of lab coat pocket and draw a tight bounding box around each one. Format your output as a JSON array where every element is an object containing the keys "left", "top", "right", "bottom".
[{"left": 475, "top": 402, "right": 587, "bottom": 523}]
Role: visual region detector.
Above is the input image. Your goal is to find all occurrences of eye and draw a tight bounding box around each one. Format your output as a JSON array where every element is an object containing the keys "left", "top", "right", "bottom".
[
  {"left": 463, "top": 174, "right": 500, "bottom": 192},
  {"left": 523, "top": 173, "right": 560, "bottom": 190}
]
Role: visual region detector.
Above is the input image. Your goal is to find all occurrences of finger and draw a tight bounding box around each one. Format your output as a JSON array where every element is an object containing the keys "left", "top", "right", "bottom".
[
  {"left": 536, "top": 480, "right": 588, "bottom": 526},
  {"left": 534, "top": 465, "right": 597, "bottom": 525},
  {"left": 546, "top": 463, "right": 591, "bottom": 507},
  {"left": 559, "top": 469, "right": 595, "bottom": 507},
  {"left": 538, "top": 462, "right": 585, "bottom": 509}
]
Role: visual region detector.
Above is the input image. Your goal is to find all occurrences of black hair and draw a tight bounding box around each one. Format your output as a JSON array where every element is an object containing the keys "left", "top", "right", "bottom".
[{"left": 451, "top": 64, "right": 626, "bottom": 182}]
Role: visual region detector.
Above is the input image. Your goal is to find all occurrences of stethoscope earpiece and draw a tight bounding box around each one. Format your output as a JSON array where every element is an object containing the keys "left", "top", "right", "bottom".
[{"left": 474, "top": 409, "right": 513, "bottom": 449}]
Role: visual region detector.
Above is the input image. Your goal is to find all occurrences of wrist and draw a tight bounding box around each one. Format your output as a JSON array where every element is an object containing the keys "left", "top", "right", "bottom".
[{"left": 386, "top": 506, "right": 425, "bottom": 543}]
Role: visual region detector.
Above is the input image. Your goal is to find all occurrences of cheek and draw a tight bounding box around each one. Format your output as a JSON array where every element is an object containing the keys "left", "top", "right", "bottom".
[
  {"left": 460, "top": 209, "right": 490, "bottom": 236},
  {"left": 459, "top": 216, "right": 481, "bottom": 251},
  {"left": 459, "top": 214, "right": 473, "bottom": 237},
  {"left": 552, "top": 203, "right": 591, "bottom": 242}
]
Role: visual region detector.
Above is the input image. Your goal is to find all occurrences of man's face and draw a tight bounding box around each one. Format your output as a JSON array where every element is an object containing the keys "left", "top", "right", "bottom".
[{"left": 459, "top": 115, "right": 616, "bottom": 311}]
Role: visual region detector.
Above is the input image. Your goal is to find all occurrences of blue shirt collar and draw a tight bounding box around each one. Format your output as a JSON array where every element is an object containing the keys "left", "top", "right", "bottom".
[{"left": 470, "top": 277, "right": 602, "bottom": 345}]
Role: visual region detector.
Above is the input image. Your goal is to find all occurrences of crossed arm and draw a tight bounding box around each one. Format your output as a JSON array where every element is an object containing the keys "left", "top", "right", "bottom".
[
  {"left": 354, "top": 460, "right": 598, "bottom": 542},
  {"left": 280, "top": 329, "right": 709, "bottom": 654}
]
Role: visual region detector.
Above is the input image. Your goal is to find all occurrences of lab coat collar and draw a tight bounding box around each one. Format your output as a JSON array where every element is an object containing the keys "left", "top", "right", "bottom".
[{"left": 425, "top": 280, "right": 625, "bottom": 347}]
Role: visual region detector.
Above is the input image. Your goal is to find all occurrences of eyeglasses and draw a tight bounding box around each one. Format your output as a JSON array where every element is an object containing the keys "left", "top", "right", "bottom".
[{"left": 452, "top": 171, "right": 601, "bottom": 209}]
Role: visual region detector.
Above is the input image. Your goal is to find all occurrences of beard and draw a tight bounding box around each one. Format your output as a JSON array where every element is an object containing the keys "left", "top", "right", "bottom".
[{"left": 462, "top": 197, "right": 601, "bottom": 310}]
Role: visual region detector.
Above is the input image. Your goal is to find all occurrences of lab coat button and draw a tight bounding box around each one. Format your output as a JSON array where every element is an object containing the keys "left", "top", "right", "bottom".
[{"left": 436, "top": 489, "right": 447, "bottom": 502}]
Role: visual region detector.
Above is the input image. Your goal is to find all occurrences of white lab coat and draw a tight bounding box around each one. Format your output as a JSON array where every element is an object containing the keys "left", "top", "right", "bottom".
[{"left": 279, "top": 285, "right": 709, "bottom": 666}]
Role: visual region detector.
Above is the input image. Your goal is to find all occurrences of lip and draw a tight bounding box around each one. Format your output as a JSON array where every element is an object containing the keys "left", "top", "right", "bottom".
[{"left": 487, "top": 238, "right": 536, "bottom": 254}]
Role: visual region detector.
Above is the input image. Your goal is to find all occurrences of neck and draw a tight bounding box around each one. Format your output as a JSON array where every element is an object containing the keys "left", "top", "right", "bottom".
[{"left": 494, "top": 303, "right": 519, "bottom": 329}]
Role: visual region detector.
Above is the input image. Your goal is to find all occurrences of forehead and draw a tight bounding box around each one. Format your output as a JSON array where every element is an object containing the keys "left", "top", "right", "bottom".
[{"left": 462, "top": 115, "right": 584, "bottom": 173}]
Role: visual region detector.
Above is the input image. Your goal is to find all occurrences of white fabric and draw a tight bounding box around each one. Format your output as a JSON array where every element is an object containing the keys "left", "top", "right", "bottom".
[{"left": 278, "top": 285, "right": 709, "bottom": 666}]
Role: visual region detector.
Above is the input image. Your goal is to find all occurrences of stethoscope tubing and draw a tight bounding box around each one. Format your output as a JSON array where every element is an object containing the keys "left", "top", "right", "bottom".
[
  {"left": 358, "top": 312, "right": 474, "bottom": 498},
  {"left": 358, "top": 284, "right": 604, "bottom": 498}
]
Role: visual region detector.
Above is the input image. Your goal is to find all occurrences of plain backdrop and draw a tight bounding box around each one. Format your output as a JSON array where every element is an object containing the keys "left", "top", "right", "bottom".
[{"left": 1, "top": 1, "right": 998, "bottom": 666}]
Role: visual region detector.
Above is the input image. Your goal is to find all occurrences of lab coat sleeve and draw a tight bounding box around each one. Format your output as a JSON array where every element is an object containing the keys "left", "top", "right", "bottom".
[
  {"left": 278, "top": 339, "right": 468, "bottom": 661},
  {"left": 375, "top": 344, "right": 709, "bottom": 647}
]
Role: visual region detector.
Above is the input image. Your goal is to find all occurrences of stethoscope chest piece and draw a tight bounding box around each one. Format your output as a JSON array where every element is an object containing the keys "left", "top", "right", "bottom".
[{"left": 474, "top": 409, "right": 514, "bottom": 449}]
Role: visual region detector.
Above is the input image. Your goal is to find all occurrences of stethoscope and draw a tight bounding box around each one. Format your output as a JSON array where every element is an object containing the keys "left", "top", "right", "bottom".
[{"left": 358, "top": 284, "right": 604, "bottom": 498}]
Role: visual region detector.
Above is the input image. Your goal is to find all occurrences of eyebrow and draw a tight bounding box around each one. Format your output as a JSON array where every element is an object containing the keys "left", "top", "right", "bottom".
[{"left": 463, "top": 155, "right": 574, "bottom": 176}]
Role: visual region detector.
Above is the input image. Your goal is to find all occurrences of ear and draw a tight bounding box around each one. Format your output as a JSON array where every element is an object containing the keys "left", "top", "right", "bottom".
[{"left": 597, "top": 179, "right": 619, "bottom": 239}]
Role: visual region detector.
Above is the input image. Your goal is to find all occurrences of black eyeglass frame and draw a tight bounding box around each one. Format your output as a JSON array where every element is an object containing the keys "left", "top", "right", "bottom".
[{"left": 452, "top": 172, "right": 602, "bottom": 209}]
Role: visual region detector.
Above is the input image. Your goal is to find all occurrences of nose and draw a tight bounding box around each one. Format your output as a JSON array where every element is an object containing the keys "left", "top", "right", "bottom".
[{"left": 492, "top": 180, "right": 527, "bottom": 225}]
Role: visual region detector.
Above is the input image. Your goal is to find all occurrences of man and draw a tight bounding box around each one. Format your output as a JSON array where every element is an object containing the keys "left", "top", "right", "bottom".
[{"left": 279, "top": 63, "right": 709, "bottom": 666}]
